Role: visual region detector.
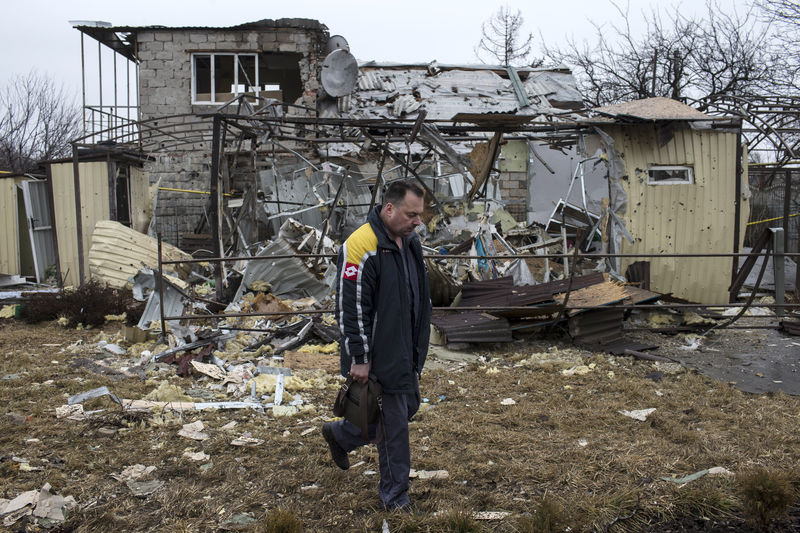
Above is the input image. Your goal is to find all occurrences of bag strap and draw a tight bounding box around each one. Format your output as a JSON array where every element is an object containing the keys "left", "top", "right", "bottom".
[
  {"left": 359, "top": 381, "right": 370, "bottom": 441},
  {"left": 333, "top": 376, "right": 354, "bottom": 417}
]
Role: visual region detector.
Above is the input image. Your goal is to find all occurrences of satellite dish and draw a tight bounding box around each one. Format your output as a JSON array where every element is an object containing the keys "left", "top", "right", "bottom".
[
  {"left": 321, "top": 49, "right": 359, "bottom": 97},
  {"left": 326, "top": 35, "right": 350, "bottom": 54}
]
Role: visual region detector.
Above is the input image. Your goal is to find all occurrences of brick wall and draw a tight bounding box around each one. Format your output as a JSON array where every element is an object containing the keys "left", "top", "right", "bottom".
[{"left": 498, "top": 171, "right": 528, "bottom": 222}]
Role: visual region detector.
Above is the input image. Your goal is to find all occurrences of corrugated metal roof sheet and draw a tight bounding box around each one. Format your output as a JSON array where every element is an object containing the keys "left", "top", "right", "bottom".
[
  {"left": 346, "top": 67, "right": 583, "bottom": 122},
  {"left": 431, "top": 312, "right": 513, "bottom": 343},
  {"left": 568, "top": 308, "right": 623, "bottom": 344},
  {"left": 460, "top": 273, "right": 607, "bottom": 310},
  {"left": 88, "top": 220, "right": 192, "bottom": 288},
  {"left": 74, "top": 18, "right": 327, "bottom": 32}
]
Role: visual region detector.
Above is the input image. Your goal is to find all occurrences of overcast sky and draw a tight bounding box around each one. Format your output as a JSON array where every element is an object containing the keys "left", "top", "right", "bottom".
[{"left": 1, "top": 0, "right": 752, "bottom": 104}]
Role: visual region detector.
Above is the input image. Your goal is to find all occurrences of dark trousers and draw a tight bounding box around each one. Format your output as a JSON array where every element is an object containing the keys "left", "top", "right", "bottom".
[{"left": 330, "top": 390, "right": 420, "bottom": 509}]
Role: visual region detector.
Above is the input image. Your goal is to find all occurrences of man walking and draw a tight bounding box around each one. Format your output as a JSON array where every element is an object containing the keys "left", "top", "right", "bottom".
[{"left": 322, "top": 180, "right": 432, "bottom": 512}]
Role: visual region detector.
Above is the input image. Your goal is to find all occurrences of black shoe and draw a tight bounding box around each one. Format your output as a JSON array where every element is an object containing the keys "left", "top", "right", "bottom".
[{"left": 322, "top": 423, "right": 349, "bottom": 470}]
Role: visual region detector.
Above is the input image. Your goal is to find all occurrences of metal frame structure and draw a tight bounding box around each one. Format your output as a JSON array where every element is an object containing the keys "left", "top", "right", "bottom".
[{"left": 155, "top": 238, "right": 800, "bottom": 340}]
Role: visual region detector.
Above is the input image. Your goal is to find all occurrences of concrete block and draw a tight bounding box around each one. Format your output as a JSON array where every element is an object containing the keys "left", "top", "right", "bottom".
[
  {"left": 137, "top": 50, "right": 155, "bottom": 62},
  {"left": 155, "top": 51, "right": 173, "bottom": 61},
  {"left": 189, "top": 33, "right": 208, "bottom": 43},
  {"left": 154, "top": 32, "right": 173, "bottom": 42},
  {"left": 278, "top": 43, "right": 297, "bottom": 52},
  {"left": 147, "top": 77, "right": 166, "bottom": 89},
  {"left": 261, "top": 42, "right": 279, "bottom": 52},
  {"left": 170, "top": 32, "right": 189, "bottom": 45},
  {"left": 137, "top": 33, "right": 155, "bottom": 43}
]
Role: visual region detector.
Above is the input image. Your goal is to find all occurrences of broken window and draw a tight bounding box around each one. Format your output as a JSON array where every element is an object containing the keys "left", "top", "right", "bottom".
[
  {"left": 258, "top": 52, "right": 303, "bottom": 105},
  {"left": 647, "top": 165, "right": 693, "bottom": 185},
  {"left": 192, "top": 52, "right": 304, "bottom": 105}
]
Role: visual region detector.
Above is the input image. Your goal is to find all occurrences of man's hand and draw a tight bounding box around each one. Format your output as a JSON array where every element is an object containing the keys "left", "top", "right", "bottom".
[{"left": 349, "top": 363, "right": 370, "bottom": 384}]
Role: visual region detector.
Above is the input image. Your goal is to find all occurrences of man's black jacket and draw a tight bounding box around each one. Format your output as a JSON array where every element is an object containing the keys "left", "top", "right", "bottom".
[{"left": 335, "top": 206, "right": 431, "bottom": 393}]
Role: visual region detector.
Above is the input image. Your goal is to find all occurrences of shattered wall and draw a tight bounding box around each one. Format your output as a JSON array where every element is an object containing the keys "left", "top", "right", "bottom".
[
  {"left": 603, "top": 124, "right": 750, "bottom": 304},
  {"left": 136, "top": 21, "right": 328, "bottom": 119},
  {"left": 498, "top": 140, "right": 529, "bottom": 222},
  {"left": 135, "top": 20, "right": 329, "bottom": 242}
]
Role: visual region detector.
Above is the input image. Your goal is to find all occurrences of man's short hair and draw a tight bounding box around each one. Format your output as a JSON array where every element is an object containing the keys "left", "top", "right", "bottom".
[{"left": 384, "top": 180, "right": 424, "bottom": 206}]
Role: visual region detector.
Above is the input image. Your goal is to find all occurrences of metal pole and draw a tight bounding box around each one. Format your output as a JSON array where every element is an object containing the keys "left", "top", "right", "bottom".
[
  {"left": 784, "top": 168, "right": 791, "bottom": 254},
  {"left": 71, "top": 145, "right": 85, "bottom": 284},
  {"left": 369, "top": 139, "right": 388, "bottom": 212},
  {"left": 126, "top": 58, "right": 131, "bottom": 141},
  {"left": 731, "top": 124, "right": 743, "bottom": 294},
  {"left": 113, "top": 51, "right": 118, "bottom": 137},
  {"left": 209, "top": 115, "right": 223, "bottom": 301},
  {"left": 157, "top": 232, "right": 167, "bottom": 340},
  {"left": 135, "top": 38, "right": 140, "bottom": 148},
  {"left": 80, "top": 32, "right": 86, "bottom": 136},
  {"left": 773, "top": 227, "right": 785, "bottom": 317},
  {"left": 98, "top": 41, "right": 103, "bottom": 136}
]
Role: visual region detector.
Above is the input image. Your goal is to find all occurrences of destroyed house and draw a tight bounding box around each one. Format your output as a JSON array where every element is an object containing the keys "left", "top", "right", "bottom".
[{"left": 26, "top": 19, "right": 749, "bottom": 309}]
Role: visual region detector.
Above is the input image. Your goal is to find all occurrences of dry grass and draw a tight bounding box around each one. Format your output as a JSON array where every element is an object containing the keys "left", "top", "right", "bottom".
[{"left": 0, "top": 320, "right": 799, "bottom": 531}]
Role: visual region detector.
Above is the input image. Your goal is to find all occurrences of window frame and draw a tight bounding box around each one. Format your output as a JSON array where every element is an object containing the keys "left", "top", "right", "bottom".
[
  {"left": 646, "top": 165, "right": 694, "bottom": 185},
  {"left": 191, "top": 52, "right": 260, "bottom": 105}
]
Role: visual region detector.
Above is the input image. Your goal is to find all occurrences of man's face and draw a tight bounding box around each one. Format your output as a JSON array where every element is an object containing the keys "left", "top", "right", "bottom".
[{"left": 382, "top": 192, "right": 424, "bottom": 240}]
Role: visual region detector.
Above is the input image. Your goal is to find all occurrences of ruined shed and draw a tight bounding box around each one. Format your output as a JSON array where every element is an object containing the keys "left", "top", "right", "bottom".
[
  {"left": 43, "top": 156, "right": 151, "bottom": 286},
  {"left": 593, "top": 97, "right": 749, "bottom": 304}
]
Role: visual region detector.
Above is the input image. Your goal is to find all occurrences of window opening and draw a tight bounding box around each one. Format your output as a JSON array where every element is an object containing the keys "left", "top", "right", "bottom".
[{"left": 647, "top": 165, "right": 694, "bottom": 185}]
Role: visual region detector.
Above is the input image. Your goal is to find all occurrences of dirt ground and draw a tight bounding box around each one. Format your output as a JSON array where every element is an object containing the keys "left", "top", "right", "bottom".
[{"left": 1, "top": 318, "right": 799, "bottom": 532}]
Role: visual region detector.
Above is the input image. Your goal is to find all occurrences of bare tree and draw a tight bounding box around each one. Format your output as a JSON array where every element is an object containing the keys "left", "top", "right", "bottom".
[
  {"left": 0, "top": 71, "right": 82, "bottom": 173},
  {"left": 756, "top": 0, "right": 800, "bottom": 91},
  {"left": 475, "top": 6, "right": 540, "bottom": 67},
  {"left": 542, "top": 1, "right": 776, "bottom": 107}
]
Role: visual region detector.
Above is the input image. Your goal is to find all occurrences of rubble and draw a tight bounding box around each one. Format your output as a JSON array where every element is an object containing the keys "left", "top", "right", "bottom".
[{"left": 0, "top": 484, "right": 76, "bottom": 526}]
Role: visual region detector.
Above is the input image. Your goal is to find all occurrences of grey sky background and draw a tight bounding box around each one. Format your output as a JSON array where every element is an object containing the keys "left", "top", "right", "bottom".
[{"left": 1, "top": 0, "right": 753, "bottom": 105}]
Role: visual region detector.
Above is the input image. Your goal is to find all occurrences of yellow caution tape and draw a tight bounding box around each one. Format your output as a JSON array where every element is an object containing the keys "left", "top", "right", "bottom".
[
  {"left": 158, "top": 187, "right": 233, "bottom": 197},
  {"left": 747, "top": 212, "right": 800, "bottom": 226}
]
